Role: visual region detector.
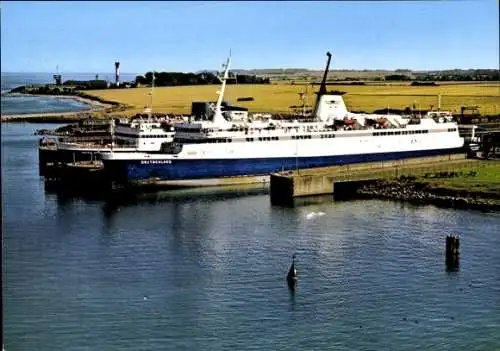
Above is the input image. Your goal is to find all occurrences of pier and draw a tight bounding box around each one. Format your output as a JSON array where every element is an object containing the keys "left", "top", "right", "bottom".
[{"left": 270, "top": 153, "right": 472, "bottom": 205}]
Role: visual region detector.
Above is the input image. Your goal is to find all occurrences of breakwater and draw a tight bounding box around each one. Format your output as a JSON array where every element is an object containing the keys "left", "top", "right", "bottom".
[
  {"left": 1, "top": 111, "right": 94, "bottom": 123},
  {"left": 356, "top": 174, "right": 500, "bottom": 211},
  {"left": 270, "top": 156, "right": 500, "bottom": 211}
]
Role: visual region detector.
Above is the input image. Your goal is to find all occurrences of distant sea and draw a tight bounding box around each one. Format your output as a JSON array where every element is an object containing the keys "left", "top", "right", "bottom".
[{"left": 1, "top": 72, "right": 137, "bottom": 115}]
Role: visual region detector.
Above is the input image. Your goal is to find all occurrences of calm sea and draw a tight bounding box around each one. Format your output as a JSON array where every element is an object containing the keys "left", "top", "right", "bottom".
[
  {"left": 2, "top": 122, "right": 500, "bottom": 351},
  {"left": 1, "top": 72, "right": 137, "bottom": 115}
]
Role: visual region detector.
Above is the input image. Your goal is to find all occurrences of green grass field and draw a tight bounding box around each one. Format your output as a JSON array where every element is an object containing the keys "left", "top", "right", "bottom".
[
  {"left": 84, "top": 82, "right": 500, "bottom": 116},
  {"left": 419, "top": 161, "right": 500, "bottom": 194}
]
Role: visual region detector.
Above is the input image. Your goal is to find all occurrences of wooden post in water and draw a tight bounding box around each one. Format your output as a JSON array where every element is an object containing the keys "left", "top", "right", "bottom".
[
  {"left": 287, "top": 254, "right": 298, "bottom": 290},
  {"left": 445, "top": 235, "right": 460, "bottom": 271}
]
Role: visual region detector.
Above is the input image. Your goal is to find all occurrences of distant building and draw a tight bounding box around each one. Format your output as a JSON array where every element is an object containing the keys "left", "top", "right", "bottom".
[{"left": 53, "top": 74, "right": 62, "bottom": 85}]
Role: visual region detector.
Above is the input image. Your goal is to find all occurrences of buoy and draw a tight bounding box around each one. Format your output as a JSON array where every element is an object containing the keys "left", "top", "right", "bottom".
[{"left": 286, "top": 254, "right": 298, "bottom": 290}]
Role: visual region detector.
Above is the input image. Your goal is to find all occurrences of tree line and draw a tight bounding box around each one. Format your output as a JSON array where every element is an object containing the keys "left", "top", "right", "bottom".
[
  {"left": 135, "top": 71, "right": 270, "bottom": 86},
  {"left": 386, "top": 69, "right": 499, "bottom": 82}
]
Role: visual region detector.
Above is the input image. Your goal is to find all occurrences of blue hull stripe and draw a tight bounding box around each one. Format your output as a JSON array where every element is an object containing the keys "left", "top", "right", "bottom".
[{"left": 104, "top": 148, "right": 464, "bottom": 183}]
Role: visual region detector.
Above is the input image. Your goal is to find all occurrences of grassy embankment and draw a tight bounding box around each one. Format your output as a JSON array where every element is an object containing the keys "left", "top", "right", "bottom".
[
  {"left": 419, "top": 161, "right": 500, "bottom": 195},
  {"left": 357, "top": 160, "right": 500, "bottom": 209},
  {"left": 83, "top": 82, "right": 500, "bottom": 117}
]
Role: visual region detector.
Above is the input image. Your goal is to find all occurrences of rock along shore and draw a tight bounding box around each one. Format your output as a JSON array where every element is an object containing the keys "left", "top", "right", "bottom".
[{"left": 356, "top": 176, "right": 500, "bottom": 211}]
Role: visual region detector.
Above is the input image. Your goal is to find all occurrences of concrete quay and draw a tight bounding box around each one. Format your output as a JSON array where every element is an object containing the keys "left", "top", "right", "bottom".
[{"left": 269, "top": 153, "right": 471, "bottom": 205}]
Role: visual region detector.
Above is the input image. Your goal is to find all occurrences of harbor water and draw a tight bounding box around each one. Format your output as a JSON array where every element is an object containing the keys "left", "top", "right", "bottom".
[{"left": 2, "top": 122, "right": 500, "bottom": 350}]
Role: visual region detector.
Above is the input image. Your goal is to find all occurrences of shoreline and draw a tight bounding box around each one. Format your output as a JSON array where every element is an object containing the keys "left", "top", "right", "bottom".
[
  {"left": 355, "top": 176, "right": 500, "bottom": 212},
  {"left": 1, "top": 92, "right": 122, "bottom": 122}
]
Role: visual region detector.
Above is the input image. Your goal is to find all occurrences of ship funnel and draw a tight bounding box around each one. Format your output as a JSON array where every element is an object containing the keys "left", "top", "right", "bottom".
[{"left": 314, "top": 93, "right": 349, "bottom": 122}]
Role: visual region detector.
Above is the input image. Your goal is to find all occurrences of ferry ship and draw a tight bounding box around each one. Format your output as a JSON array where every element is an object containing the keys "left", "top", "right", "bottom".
[{"left": 100, "top": 52, "right": 465, "bottom": 187}]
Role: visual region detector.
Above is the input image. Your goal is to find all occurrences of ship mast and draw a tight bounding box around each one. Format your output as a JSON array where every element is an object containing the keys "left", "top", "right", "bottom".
[
  {"left": 312, "top": 52, "right": 333, "bottom": 119},
  {"left": 212, "top": 51, "right": 231, "bottom": 125},
  {"left": 148, "top": 71, "right": 155, "bottom": 119},
  {"left": 318, "top": 52, "right": 332, "bottom": 96}
]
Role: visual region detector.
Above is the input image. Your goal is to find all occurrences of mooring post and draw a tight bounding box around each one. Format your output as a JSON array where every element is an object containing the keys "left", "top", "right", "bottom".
[
  {"left": 287, "top": 254, "right": 298, "bottom": 290},
  {"left": 445, "top": 235, "right": 460, "bottom": 271}
]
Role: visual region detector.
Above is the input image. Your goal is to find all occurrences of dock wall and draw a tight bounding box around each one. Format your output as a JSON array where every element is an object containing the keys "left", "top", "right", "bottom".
[{"left": 270, "top": 153, "right": 469, "bottom": 204}]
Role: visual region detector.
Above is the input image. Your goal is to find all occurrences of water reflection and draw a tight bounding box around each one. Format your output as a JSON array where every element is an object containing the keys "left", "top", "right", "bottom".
[{"left": 44, "top": 182, "right": 270, "bottom": 210}]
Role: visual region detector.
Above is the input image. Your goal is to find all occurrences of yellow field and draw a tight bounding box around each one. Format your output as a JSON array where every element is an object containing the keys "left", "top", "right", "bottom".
[{"left": 84, "top": 83, "right": 500, "bottom": 116}]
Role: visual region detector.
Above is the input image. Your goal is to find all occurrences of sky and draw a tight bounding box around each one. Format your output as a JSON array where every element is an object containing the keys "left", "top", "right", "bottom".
[{"left": 1, "top": 1, "right": 499, "bottom": 73}]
